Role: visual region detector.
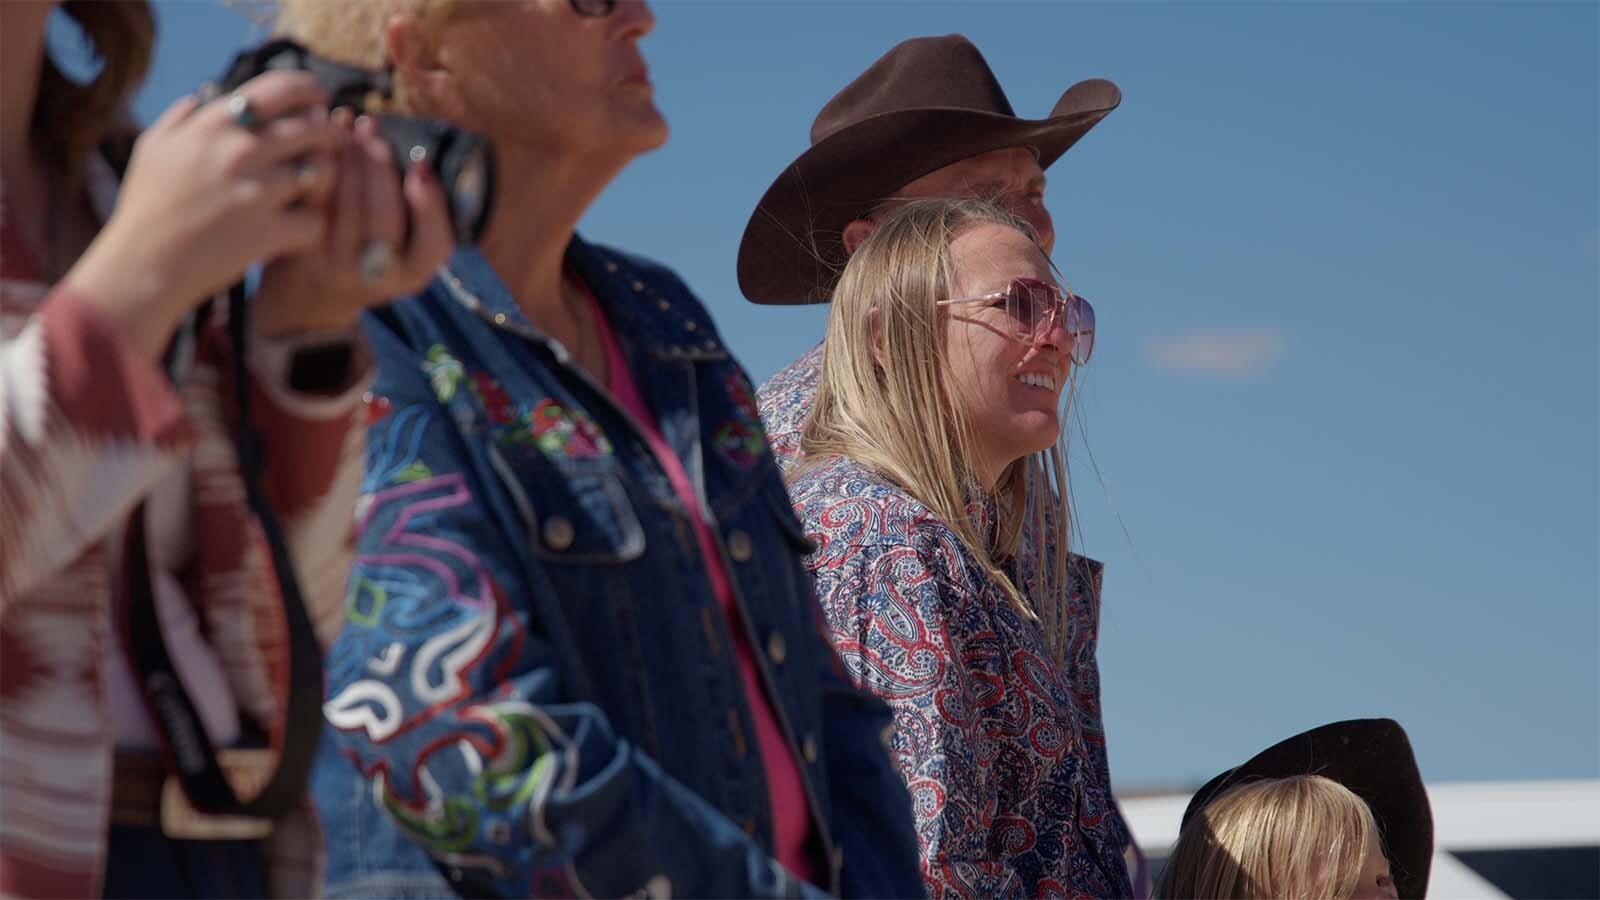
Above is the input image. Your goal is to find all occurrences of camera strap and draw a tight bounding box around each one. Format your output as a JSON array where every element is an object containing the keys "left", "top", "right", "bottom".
[{"left": 120, "top": 284, "right": 324, "bottom": 822}]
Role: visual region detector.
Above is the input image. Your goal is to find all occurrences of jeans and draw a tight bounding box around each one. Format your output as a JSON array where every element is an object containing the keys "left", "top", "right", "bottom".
[{"left": 102, "top": 824, "right": 266, "bottom": 899}]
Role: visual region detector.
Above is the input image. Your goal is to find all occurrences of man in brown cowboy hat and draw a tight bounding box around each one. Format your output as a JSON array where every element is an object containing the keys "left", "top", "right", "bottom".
[
  {"left": 740, "top": 32, "right": 1119, "bottom": 464},
  {"left": 739, "top": 32, "right": 1151, "bottom": 898}
]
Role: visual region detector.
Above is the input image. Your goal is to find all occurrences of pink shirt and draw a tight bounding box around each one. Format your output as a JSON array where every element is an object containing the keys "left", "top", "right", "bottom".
[{"left": 586, "top": 287, "right": 816, "bottom": 883}]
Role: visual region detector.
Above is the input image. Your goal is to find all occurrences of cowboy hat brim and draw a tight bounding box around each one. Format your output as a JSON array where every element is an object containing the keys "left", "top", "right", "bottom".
[
  {"left": 736, "top": 79, "right": 1121, "bottom": 306},
  {"left": 1180, "top": 718, "right": 1434, "bottom": 898}
]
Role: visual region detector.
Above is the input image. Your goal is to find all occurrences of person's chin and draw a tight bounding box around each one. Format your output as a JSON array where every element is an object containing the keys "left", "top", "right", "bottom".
[
  {"left": 1013, "top": 412, "right": 1062, "bottom": 451},
  {"left": 614, "top": 97, "right": 669, "bottom": 150}
]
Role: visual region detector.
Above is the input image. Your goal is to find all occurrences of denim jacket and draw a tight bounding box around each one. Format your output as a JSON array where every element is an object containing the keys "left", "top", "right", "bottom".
[{"left": 313, "top": 239, "right": 923, "bottom": 899}]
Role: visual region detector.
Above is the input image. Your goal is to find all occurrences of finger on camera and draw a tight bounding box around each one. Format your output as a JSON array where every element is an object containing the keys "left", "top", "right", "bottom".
[
  {"left": 246, "top": 111, "right": 342, "bottom": 169},
  {"left": 329, "top": 138, "right": 366, "bottom": 267},
  {"left": 400, "top": 163, "right": 454, "bottom": 276},
  {"left": 258, "top": 154, "right": 335, "bottom": 210},
  {"left": 266, "top": 208, "right": 330, "bottom": 259},
  {"left": 202, "top": 70, "right": 330, "bottom": 132},
  {"left": 297, "top": 152, "right": 339, "bottom": 207},
  {"left": 354, "top": 118, "right": 406, "bottom": 247},
  {"left": 145, "top": 94, "right": 203, "bottom": 137}
]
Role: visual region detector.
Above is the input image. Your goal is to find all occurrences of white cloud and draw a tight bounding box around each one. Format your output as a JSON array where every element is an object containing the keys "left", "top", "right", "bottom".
[{"left": 1143, "top": 327, "right": 1287, "bottom": 378}]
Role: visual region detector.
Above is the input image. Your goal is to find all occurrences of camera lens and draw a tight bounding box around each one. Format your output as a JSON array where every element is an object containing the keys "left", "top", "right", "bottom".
[
  {"left": 447, "top": 142, "right": 491, "bottom": 245},
  {"left": 376, "top": 116, "right": 495, "bottom": 246}
]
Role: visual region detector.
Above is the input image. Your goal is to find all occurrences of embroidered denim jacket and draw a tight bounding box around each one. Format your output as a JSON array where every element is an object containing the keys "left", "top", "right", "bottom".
[{"left": 312, "top": 239, "right": 923, "bottom": 899}]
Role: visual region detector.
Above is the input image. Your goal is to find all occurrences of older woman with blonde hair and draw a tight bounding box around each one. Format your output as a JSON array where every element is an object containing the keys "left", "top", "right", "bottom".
[
  {"left": 1156, "top": 775, "right": 1398, "bottom": 900},
  {"left": 278, "top": 1, "right": 924, "bottom": 897},
  {"left": 788, "top": 196, "right": 1129, "bottom": 898}
]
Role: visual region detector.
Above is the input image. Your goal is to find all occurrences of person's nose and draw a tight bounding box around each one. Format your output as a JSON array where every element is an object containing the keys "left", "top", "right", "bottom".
[
  {"left": 1029, "top": 308, "right": 1074, "bottom": 365},
  {"left": 612, "top": 0, "right": 656, "bottom": 39}
]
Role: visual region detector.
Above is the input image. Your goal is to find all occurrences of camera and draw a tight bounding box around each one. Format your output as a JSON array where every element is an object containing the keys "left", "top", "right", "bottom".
[{"left": 207, "top": 39, "right": 495, "bottom": 246}]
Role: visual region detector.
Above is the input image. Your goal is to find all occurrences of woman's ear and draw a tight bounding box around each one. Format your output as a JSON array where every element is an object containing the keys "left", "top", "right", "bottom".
[
  {"left": 842, "top": 218, "right": 877, "bottom": 256},
  {"left": 867, "top": 306, "right": 886, "bottom": 368},
  {"left": 385, "top": 14, "right": 466, "bottom": 119}
]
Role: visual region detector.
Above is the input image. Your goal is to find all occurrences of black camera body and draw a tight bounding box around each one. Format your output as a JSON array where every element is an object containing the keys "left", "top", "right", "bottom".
[{"left": 209, "top": 39, "right": 494, "bottom": 246}]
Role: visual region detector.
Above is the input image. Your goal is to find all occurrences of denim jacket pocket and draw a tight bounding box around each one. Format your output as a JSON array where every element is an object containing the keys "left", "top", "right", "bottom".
[{"left": 488, "top": 443, "right": 647, "bottom": 566}]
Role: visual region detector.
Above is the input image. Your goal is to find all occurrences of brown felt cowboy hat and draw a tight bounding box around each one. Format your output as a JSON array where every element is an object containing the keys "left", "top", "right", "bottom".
[
  {"left": 1181, "top": 718, "right": 1435, "bottom": 898},
  {"left": 737, "top": 34, "right": 1121, "bottom": 306}
]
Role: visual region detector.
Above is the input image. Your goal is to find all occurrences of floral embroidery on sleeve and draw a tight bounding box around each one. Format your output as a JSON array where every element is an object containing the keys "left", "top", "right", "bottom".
[
  {"left": 714, "top": 371, "right": 767, "bottom": 470},
  {"left": 423, "top": 345, "right": 465, "bottom": 402},
  {"left": 524, "top": 399, "right": 612, "bottom": 458}
]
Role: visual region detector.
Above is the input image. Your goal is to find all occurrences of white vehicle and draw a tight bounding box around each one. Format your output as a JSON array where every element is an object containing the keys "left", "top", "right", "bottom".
[{"left": 1119, "top": 779, "right": 1600, "bottom": 898}]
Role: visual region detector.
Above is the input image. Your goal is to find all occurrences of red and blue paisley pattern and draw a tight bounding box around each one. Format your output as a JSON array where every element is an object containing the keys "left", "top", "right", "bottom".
[
  {"left": 755, "top": 343, "right": 822, "bottom": 469},
  {"left": 789, "top": 454, "right": 1132, "bottom": 900}
]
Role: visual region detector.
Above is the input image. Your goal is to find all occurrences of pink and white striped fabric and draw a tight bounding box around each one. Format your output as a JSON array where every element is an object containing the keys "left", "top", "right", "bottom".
[{"left": 0, "top": 156, "right": 367, "bottom": 898}]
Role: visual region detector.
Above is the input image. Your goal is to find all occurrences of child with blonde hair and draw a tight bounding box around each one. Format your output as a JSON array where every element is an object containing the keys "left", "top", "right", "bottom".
[
  {"left": 1156, "top": 775, "right": 1397, "bottom": 899},
  {"left": 1161, "top": 718, "right": 1433, "bottom": 900}
]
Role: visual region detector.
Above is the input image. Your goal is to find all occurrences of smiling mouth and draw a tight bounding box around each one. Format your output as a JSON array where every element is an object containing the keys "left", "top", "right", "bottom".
[{"left": 1016, "top": 372, "right": 1057, "bottom": 391}]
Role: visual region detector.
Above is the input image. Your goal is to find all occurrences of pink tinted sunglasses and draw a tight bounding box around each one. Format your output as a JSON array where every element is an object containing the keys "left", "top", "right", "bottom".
[{"left": 937, "top": 277, "right": 1096, "bottom": 364}]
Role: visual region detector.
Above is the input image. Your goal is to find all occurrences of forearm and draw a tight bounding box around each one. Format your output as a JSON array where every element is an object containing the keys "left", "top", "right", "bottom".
[{"left": 58, "top": 231, "right": 194, "bottom": 362}]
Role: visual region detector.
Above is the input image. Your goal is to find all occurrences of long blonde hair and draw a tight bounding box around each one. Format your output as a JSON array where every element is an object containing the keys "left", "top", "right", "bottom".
[
  {"left": 796, "top": 197, "right": 1079, "bottom": 661},
  {"left": 1156, "top": 775, "right": 1383, "bottom": 900}
]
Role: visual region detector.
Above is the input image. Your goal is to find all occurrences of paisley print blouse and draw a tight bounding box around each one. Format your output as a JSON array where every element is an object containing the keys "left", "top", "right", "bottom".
[{"left": 789, "top": 454, "right": 1133, "bottom": 900}]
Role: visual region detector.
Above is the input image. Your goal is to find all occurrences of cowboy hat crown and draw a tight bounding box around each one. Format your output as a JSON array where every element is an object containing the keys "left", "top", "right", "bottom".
[
  {"left": 737, "top": 34, "right": 1121, "bottom": 306},
  {"left": 811, "top": 35, "right": 1020, "bottom": 142}
]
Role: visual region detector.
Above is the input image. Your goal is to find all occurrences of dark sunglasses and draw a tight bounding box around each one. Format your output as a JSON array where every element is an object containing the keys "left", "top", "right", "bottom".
[
  {"left": 938, "top": 277, "right": 1096, "bottom": 365},
  {"left": 455, "top": 0, "right": 617, "bottom": 19}
]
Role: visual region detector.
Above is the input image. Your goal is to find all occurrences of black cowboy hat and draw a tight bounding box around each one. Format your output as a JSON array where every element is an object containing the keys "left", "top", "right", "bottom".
[
  {"left": 1181, "top": 718, "right": 1434, "bottom": 898},
  {"left": 736, "top": 34, "right": 1121, "bottom": 306}
]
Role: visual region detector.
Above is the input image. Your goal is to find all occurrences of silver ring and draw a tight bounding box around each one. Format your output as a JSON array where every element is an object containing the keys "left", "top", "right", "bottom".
[
  {"left": 358, "top": 239, "right": 396, "bottom": 284},
  {"left": 224, "top": 91, "right": 256, "bottom": 130},
  {"left": 294, "top": 161, "right": 317, "bottom": 192}
]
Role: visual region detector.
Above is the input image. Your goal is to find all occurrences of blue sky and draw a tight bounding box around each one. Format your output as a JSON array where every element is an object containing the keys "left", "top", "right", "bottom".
[{"left": 114, "top": 1, "right": 1597, "bottom": 792}]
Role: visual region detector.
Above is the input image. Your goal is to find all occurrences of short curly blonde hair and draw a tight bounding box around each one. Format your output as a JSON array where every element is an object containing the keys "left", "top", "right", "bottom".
[
  {"left": 270, "top": 0, "right": 460, "bottom": 113},
  {"left": 1156, "top": 775, "right": 1384, "bottom": 899},
  {"left": 274, "top": 0, "right": 454, "bottom": 67}
]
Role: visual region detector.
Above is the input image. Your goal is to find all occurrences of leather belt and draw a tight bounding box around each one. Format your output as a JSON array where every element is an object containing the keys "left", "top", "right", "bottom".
[{"left": 110, "top": 750, "right": 276, "bottom": 840}]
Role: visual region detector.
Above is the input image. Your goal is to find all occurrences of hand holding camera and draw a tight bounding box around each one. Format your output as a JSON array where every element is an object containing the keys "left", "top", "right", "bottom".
[
  {"left": 215, "top": 38, "right": 495, "bottom": 338},
  {"left": 251, "top": 107, "right": 455, "bottom": 338},
  {"left": 64, "top": 38, "right": 494, "bottom": 350},
  {"left": 62, "top": 70, "right": 344, "bottom": 358}
]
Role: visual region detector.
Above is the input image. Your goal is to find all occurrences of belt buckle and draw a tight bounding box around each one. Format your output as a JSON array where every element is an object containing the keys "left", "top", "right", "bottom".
[{"left": 159, "top": 749, "right": 276, "bottom": 841}]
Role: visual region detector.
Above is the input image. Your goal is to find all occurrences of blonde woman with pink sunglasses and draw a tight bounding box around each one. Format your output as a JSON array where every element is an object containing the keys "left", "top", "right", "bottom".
[{"left": 788, "top": 197, "right": 1124, "bottom": 899}]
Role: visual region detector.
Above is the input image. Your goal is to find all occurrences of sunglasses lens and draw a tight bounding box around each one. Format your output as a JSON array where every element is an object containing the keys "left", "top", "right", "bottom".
[
  {"left": 1066, "top": 293, "right": 1094, "bottom": 335},
  {"left": 1068, "top": 294, "right": 1094, "bottom": 364},
  {"left": 1007, "top": 280, "right": 1098, "bottom": 363},
  {"left": 1008, "top": 280, "right": 1050, "bottom": 339}
]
